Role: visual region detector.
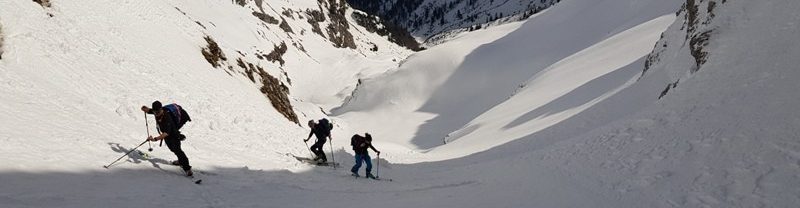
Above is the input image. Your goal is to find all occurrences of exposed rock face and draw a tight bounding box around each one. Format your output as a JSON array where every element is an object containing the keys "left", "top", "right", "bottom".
[
  {"left": 252, "top": 11, "right": 279, "bottom": 24},
  {"left": 201, "top": 36, "right": 227, "bottom": 68},
  {"left": 237, "top": 57, "right": 298, "bottom": 124},
  {"left": 33, "top": 0, "right": 52, "bottom": 8},
  {"left": 259, "top": 69, "right": 298, "bottom": 124},
  {"left": 643, "top": 0, "right": 727, "bottom": 98},
  {"left": 265, "top": 42, "right": 287, "bottom": 66},
  {"left": 322, "top": 0, "right": 356, "bottom": 49},
  {"left": 352, "top": 12, "right": 421, "bottom": 51}
]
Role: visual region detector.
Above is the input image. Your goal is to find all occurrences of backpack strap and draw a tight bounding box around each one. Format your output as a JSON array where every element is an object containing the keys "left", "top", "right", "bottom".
[{"left": 173, "top": 104, "right": 182, "bottom": 123}]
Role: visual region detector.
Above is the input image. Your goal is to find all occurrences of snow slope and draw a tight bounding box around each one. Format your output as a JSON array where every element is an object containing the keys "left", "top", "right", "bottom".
[
  {"left": 338, "top": 0, "right": 800, "bottom": 206},
  {"left": 2, "top": 0, "right": 800, "bottom": 207},
  {"left": 0, "top": 0, "right": 408, "bottom": 170},
  {"left": 0, "top": 0, "right": 410, "bottom": 206},
  {"left": 335, "top": 0, "right": 683, "bottom": 156}
]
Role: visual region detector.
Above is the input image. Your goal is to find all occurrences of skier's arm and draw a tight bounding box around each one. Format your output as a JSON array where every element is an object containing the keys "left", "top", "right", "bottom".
[
  {"left": 364, "top": 133, "right": 377, "bottom": 154},
  {"left": 141, "top": 106, "right": 155, "bottom": 114},
  {"left": 305, "top": 130, "right": 314, "bottom": 142},
  {"left": 148, "top": 132, "right": 169, "bottom": 141},
  {"left": 149, "top": 115, "right": 177, "bottom": 141},
  {"left": 367, "top": 142, "right": 379, "bottom": 154}
]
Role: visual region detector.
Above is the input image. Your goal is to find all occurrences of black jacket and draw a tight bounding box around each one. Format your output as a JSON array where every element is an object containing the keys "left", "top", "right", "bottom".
[
  {"left": 156, "top": 113, "right": 182, "bottom": 141},
  {"left": 351, "top": 134, "right": 377, "bottom": 155},
  {"left": 308, "top": 124, "right": 331, "bottom": 141}
]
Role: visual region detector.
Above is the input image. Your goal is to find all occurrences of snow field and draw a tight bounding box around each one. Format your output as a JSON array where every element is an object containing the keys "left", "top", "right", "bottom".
[{"left": 2, "top": 0, "right": 799, "bottom": 207}]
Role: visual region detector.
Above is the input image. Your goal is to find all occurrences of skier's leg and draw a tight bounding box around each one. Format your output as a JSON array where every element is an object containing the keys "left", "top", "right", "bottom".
[
  {"left": 165, "top": 139, "right": 191, "bottom": 171},
  {"left": 351, "top": 154, "right": 363, "bottom": 174},
  {"left": 310, "top": 142, "right": 322, "bottom": 159},
  {"left": 364, "top": 154, "right": 373, "bottom": 175},
  {"left": 315, "top": 140, "right": 327, "bottom": 162}
]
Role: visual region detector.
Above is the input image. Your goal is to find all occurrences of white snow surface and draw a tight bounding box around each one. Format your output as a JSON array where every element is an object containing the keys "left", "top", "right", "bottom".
[
  {"left": 2, "top": 0, "right": 800, "bottom": 207},
  {"left": 335, "top": 0, "right": 683, "bottom": 158}
]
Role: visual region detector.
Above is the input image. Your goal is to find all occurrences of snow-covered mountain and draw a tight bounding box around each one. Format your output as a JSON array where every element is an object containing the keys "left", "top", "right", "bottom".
[
  {"left": 346, "top": 0, "right": 560, "bottom": 44},
  {"left": 2, "top": 0, "right": 800, "bottom": 207},
  {"left": 6, "top": 0, "right": 417, "bottom": 120}
]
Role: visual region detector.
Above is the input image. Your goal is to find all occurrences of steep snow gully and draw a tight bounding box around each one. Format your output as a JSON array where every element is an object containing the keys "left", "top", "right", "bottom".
[{"left": 2, "top": 0, "right": 800, "bottom": 207}]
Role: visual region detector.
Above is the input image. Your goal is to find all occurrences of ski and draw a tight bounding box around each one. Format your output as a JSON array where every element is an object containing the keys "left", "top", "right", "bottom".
[
  {"left": 287, "top": 153, "right": 340, "bottom": 167},
  {"left": 188, "top": 175, "right": 203, "bottom": 184},
  {"left": 372, "top": 177, "right": 392, "bottom": 181},
  {"left": 175, "top": 169, "right": 202, "bottom": 184},
  {"left": 366, "top": 175, "right": 391, "bottom": 181},
  {"left": 160, "top": 166, "right": 203, "bottom": 184},
  {"left": 167, "top": 162, "right": 205, "bottom": 184},
  {"left": 350, "top": 173, "right": 392, "bottom": 181}
]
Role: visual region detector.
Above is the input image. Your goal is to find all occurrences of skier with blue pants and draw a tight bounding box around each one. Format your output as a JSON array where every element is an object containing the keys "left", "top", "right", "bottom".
[{"left": 350, "top": 133, "right": 380, "bottom": 178}]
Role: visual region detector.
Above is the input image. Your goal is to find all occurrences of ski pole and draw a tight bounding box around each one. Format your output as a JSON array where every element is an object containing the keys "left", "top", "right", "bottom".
[
  {"left": 103, "top": 139, "right": 149, "bottom": 168},
  {"left": 377, "top": 153, "right": 380, "bottom": 178},
  {"left": 156, "top": 125, "right": 163, "bottom": 147},
  {"left": 329, "top": 137, "right": 335, "bottom": 169},
  {"left": 144, "top": 112, "right": 153, "bottom": 151},
  {"left": 304, "top": 139, "right": 314, "bottom": 158}
]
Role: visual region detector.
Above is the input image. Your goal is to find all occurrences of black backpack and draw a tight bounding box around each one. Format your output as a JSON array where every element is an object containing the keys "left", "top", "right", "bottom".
[
  {"left": 318, "top": 118, "right": 333, "bottom": 135},
  {"left": 351, "top": 133, "right": 373, "bottom": 150},
  {"left": 163, "top": 103, "right": 191, "bottom": 130},
  {"left": 351, "top": 134, "right": 366, "bottom": 148}
]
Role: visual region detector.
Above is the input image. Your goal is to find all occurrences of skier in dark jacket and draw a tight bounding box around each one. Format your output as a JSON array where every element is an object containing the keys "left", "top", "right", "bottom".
[
  {"left": 350, "top": 133, "right": 380, "bottom": 178},
  {"left": 304, "top": 119, "right": 332, "bottom": 162},
  {"left": 141, "top": 101, "right": 192, "bottom": 176}
]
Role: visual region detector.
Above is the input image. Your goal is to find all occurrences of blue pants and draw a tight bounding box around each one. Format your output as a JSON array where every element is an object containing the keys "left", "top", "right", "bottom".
[{"left": 351, "top": 153, "right": 372, "bottom": 174}]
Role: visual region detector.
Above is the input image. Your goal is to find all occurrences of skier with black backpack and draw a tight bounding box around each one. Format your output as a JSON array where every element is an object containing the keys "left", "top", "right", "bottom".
[
  {"left": 350, "top": 133, "right": 380, "bottom": 178},
  {"left": 304, "top": 118, "right": 333, "bottom": 163},
  {"left": 141, "top": 100, "right": 193, "bottom": 176}
]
